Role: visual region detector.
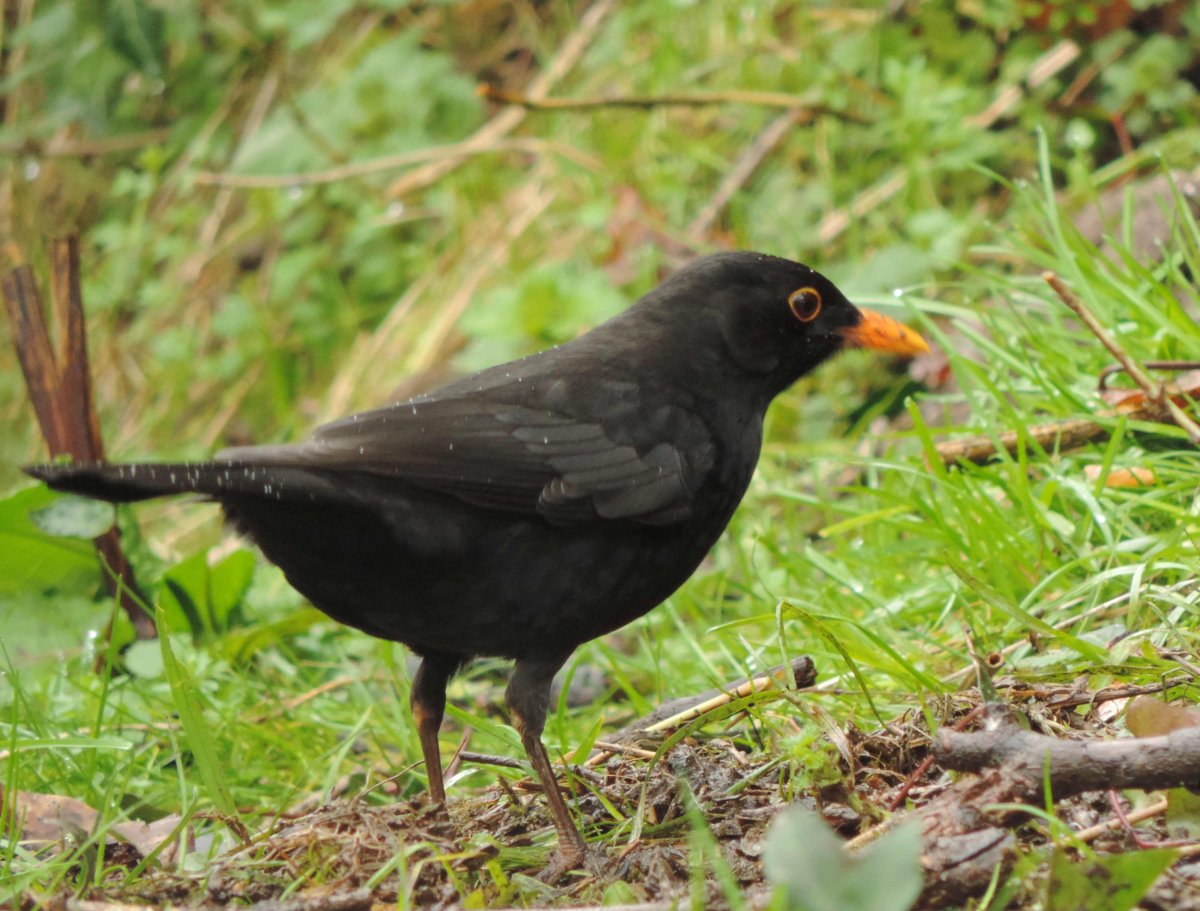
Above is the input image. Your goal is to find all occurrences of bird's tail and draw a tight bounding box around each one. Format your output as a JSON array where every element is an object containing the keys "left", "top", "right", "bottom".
[{"left": 25, "top": 461, "right": 267, "bottom": 503}]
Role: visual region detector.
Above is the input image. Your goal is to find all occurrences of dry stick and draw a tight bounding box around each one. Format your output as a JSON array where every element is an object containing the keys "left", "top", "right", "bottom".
[
  {"left": 478, "top": 84, "right": 868, "bottom": 122},
  {"left": 0, "top": 129, "right": 171, "bottom": 158},
  {"left": 888, "top": 704, "right": 987, "bottom": 812},
  {"left": 321, "top": 171, "right": 554, "bottom": 419},
  {"left": 687, "top": 108, "right": 804, "bottom": 239},
  {"left": 1045, "top": 271, "right": 1200, "bottom": 444},
  {"left": 932, "top": 387, "right": 1200, "bottom": 466},
  {"left": 1075, "top": 797, "right": 1168, "bottom": 844},
  {"left": 1107, "top": 790, "right": 1195, "bottom": 850},
  {"left": 178, "top": 71, "right": 279, "bottom": 288},
  {"left": 192, "top": 137, "right": 597, "bottom": 189},
  {"left": 1045, "top": 273, "right": 1158, "bottom": 394},
  {"left": 2, "top": 244, "right": 154, "bottom": 640},
  {"left": 582, "top": 659, "right": 814, "bottom": 769},
  {"left": 643, "top": 666, "right": 800, "bottom": 734},
  {"left": 936, "top": 360, "right": 1200, "bottom": 466},
  {"left": 818, "top": 40, "right": 1079, "bottom": 244},
  {"left": 1039, "top": 678, "right": 1194, "bottom": 710},
  {"left": 1099, "top": 360, "right": 1200, "bottom": 389},
  {"left": 935, "top": 416, "right": 1114, "bottom": 467},
  {"left": 459, "top": 752, "right": 527, "bottom": 771},
  {"left": 591, "top": 740, "right": 656, "bottom": 760},
  {"left": 318, "top": 1, "right": 616, "bottom": 416}
]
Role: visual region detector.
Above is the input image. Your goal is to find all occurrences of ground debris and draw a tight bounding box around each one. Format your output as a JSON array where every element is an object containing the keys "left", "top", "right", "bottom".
[
  {"left": 46, "top": 738, "right": 796, "bottom": 909},
  {"left": 26, "top": 683, "right": 1200, "bottom": 910}
]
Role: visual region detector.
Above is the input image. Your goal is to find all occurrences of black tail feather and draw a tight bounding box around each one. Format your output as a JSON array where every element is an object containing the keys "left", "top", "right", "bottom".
[
  {"left": 25, "top": 458, "right": 345, "bottom": 505},
  {"left": 23, "top": 462, "right": 233, "bottom": 503}
]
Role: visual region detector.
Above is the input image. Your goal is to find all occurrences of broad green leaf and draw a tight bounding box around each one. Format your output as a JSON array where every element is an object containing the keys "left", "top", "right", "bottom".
[
  {"left": 764, "top": 806, "right": 923, "bottom": 911},
  {"left": 158, "top": 548, "right": 256, "bottom": 639},
  {"left": 0, "top": 487, "right": 97, "bottom": 593},
  {"left": 157, "top": 607, "right": 237, "bottom": 816},
  {"left": 1046, "top": 847, "right": 1176, "bottom": 911},
  {"left": 30, "top": 495, "right": 115, "bottom": 539}
]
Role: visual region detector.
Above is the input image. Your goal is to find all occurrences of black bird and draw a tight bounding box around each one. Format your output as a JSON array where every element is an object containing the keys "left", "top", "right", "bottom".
[{"left": 26, "top": 251, "right": 928, "bottom": 876}]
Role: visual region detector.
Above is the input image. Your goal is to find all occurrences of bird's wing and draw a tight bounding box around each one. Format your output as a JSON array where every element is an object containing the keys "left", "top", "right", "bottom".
[{"left": 219, "top": 390, "right": 716, "bottom": 526}]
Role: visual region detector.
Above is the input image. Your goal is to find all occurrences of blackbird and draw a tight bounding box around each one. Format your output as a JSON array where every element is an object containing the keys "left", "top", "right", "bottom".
[{"left": 26, "top": 251, "right": 928, "bottom": 876}]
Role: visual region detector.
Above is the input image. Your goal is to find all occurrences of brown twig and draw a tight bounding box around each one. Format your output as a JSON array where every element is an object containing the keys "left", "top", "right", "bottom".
[
  {"left": 0, "top": 129, "right": 171, "bottom": 158},
  {"left": 1075, "top": 796, "right": 1168, "bottom": 843},
  {"left": 935, "top": 364, "right": 1200, "bottom": 466},
  {"left": 687, "top": 109, "right": 804, "bottom": 239},
  {"left": 888, "top": 704, "right": 987, "bottom": 812},
  {"left": 192, "top": 137, "right": 597, "bottom": 189},
  {"left": 1045, "top": 271, "right": 1200, "bottom": 444},
  {"left": 479, "top": 84, "right": 869, "bottom": 122},
  {"left": 968, "top": 41, "right": 1080, "bottom": 128},
  {"left": 934, "top": 416, "right": 1115, "bottom": 467},
  {"left": 1107, "top": 790, "right": 1195, "bottom": 849},
  {"left": 590, "top": 740, "right": 657, "bottom": 760},
  {"left": 3, "top": 237, "right": 154, "bottom": 641},
  {"left": 1043, "top": 679, "right": 1194, "bottom": 710},
  {"left": 641, "top": 659, "right": 812, "bottom": 733},
  {"left": 1097, "top": 360, "right": 1200, "bottom": 390},
  {"left": 1044, "top": 273, "right": 1156, "bottom": 392},
  {"left": 905, "top": 702, "right": 1200, "bottom": 907},
  {"left": 459, "top": 751, "right": 526, "bottom": 771},
  {"left": 584, "top": 657, "right": 816, "bottom": 768}
]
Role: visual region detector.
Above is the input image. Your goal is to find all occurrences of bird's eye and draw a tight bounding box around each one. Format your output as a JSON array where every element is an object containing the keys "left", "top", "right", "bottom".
[{"left": 788, "top": 287, "right": 822, "bottom": 323}]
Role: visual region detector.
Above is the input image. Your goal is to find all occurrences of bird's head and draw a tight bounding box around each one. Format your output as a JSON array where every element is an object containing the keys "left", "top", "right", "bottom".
[{"left": 644, "top": 252, "right": 929, "bottom": 399}]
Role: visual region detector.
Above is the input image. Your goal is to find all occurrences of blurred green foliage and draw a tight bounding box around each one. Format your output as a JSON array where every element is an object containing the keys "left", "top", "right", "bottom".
[{"left": 3, "top": 2, "right": 1200, "bottom": 905}]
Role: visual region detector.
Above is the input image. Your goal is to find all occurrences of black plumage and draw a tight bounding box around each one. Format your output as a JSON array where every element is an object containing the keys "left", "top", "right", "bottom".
[{"left": 26, "top": 251, "right": 927, "bottom": 876}]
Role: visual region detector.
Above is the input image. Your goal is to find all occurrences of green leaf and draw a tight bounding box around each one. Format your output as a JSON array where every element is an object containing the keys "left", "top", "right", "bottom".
[
  {"left": 1045, "top": 847, "right": 1176, "bottom": 911},
  {"left": 156, "top": 606, "right": 237, "bottom": 816},
  {"left": 158, "top": 548, "right": 256, "bottom": 638},
  {"left": 30, "top": 495, "right": 115, "bottom": 539},
  {"left": 0, "top": 487, "right": 97, "bottom": 593},
  {"left": 763, "top": 806, "right": 923, "bottom": 911}
]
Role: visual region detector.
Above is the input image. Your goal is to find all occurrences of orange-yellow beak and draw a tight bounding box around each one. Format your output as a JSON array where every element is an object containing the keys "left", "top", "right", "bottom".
[{"left": 841, "top": 308, "right": 930, "bottom": 357}]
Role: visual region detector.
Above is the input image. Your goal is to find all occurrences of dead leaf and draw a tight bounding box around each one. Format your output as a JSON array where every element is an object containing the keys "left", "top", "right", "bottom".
[
  {"left": 1125, "top": 695, "right": 1200, "bottom": 737},
  {"left": 1083, "top": 465, "right": 1158, "bottom": 488},
  {"left": 5, "top": 788, "right": 183, "bottom": 860}
]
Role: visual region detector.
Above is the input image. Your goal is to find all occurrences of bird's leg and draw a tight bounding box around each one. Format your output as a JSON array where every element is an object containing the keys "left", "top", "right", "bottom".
[
  {"left": 409, "top": 652, "right": 459, "bottom": 808},
  {"left": 505, "top": 656, "right": 586, "bottom": 879}
]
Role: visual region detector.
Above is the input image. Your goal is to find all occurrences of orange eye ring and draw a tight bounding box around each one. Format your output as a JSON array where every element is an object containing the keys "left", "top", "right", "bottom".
[{"left": 788, "top": 286, "right": 822, "bottom": 322}]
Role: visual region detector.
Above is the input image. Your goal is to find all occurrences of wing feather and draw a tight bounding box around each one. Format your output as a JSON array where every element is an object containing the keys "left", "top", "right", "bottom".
[{"left": 218, "top": 386, "right": 715, "bottom": 526}]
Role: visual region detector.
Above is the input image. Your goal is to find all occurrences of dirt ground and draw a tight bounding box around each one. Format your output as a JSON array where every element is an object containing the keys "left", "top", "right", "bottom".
[{"left": 20, "top": 672, "right": 1200, "bottom": 911}]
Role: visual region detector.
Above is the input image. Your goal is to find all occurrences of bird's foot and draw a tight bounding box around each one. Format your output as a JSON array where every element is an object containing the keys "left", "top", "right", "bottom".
[
  {"left": 537, "top": 843, "right": 608, "bottom": 884},
  {"left": 537, "top": 846, "right": 583, "bottom": 885}
]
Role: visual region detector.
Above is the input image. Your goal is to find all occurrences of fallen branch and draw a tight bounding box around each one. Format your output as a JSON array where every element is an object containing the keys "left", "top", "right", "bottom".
[
  {"left": 0, "top": 129, "right": 171, "bottom": 158},
  {"left": 934, "top": 416, "right": 1122, "bottom": 466},
  {"left": 880, "top": 703, "right": 1200, "bottom": 907},
  {"left": 935, "top": 717, "right": 1200, "bottom": 796}
]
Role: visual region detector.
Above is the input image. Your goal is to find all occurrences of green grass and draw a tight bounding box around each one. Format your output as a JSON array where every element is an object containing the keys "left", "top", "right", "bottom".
[{"left": 3, "top": 2, "right": 1200, "bottom": 907}]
